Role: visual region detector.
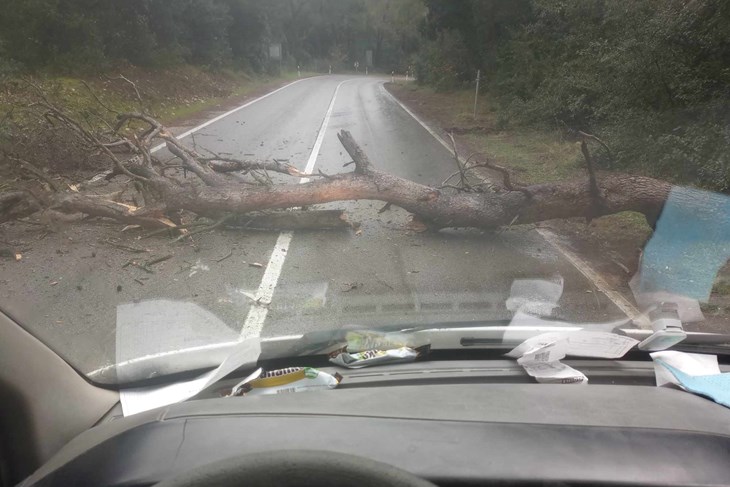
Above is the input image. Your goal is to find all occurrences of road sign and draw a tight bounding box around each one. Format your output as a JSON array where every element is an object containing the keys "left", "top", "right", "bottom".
[
  {"left": 365, "top": 50, "right": 373, "bottom": 67},
  {"left": 269, "top": 43, "right": 282, "bottom": 61}
]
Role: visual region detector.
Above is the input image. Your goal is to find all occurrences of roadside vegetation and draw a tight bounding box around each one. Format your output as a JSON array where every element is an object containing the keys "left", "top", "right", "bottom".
[
  {"left": 1, "top": 66, "right": 311, "bottom": 176},
  {"left": 413, "top": 0, "right": 730, "bottom": 192}
]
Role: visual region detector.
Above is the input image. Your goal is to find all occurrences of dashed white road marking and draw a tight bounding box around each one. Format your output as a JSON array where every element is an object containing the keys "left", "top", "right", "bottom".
[
  {"left": 382, "top": 82, "right": 648, "bottom": 327},
  {"left": 239, "top": 78, "right": 353, "bottom": 339}
]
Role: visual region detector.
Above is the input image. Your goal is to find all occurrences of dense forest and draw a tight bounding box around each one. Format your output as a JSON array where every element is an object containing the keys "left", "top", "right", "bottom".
[
  {"left": 1, "top": 0, "right": 728, "bottom": 190},
  {"left": 416, "top": 0, "right": 730, "bottom": 191},
  {"left": 0, "top": 0, "right": 424, "bottom": 74}
]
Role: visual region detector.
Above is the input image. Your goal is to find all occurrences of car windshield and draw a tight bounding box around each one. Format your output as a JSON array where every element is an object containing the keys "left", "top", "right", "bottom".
[{"left": 1, "top": 0, "right": 728, "bottom": 384}]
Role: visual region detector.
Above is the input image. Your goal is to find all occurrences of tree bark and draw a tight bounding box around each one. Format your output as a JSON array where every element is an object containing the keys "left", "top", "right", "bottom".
[{"left": 0, "top": 114, "right": 673, "bottom": 233}]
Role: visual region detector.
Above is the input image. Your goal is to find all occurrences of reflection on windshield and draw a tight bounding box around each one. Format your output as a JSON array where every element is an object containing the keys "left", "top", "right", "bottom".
[
  {"left": 631, "top": 187, "right": 730, "bottom": 323},
  {"left": 1, "top": 0, "right": 728, "bottom": 381}
]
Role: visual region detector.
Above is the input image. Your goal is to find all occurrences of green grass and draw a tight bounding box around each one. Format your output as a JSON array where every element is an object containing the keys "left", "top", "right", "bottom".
[
  {"left": 2, "top": 68, "right": 310, "bottom": 128},
  {"left": 463, "top": 131, "right": 581, "bottom": 184}
]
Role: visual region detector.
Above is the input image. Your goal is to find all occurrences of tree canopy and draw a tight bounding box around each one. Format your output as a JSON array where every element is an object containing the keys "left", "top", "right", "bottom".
[
  {"left": 414, "top": 0, "right": 730, "bottom": 191},
  {"left": 0, "top": 0, "right": 424, "bottom": 74},
  {"left": 1, "top": 0, "right": 727, "bottom": 190}
]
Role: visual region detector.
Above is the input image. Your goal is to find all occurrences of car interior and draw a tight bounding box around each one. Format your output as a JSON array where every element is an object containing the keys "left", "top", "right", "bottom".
[{"left": 3, "top": 308, "right": 730, "bottom": 487}]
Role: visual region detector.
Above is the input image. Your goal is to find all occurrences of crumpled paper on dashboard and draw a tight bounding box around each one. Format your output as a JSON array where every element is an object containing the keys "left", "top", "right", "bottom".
[{"left": 507, "top": 331, "right": 639, "bottom": 384}]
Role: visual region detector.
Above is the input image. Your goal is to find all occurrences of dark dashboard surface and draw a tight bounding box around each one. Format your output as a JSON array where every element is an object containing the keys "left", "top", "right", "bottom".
[{"left": 23, "top": 361, "right": 730, "bottom": 486}]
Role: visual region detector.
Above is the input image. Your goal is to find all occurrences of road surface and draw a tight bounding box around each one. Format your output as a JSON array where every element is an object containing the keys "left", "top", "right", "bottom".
[{"left": 0, "top": 75, "right": 628, "bottom": 378}]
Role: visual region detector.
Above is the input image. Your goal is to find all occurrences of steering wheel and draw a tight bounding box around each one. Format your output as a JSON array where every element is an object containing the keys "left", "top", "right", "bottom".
[{"left": 156, "top": 449, "right": 436, "bottom": 487}]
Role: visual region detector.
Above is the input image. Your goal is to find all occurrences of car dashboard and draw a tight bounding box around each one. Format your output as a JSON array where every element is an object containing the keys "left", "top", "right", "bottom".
[{"left": 20, "top": 360, "right": 730, "bottom": 486}]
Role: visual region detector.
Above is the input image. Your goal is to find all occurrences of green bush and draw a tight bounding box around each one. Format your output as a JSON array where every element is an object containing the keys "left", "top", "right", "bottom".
[
  {"left": 415, "top": 31, "right": 473, "bottom": 91},
  {"left": 493, "top": 0, "right": 730, "bottom": 190}
]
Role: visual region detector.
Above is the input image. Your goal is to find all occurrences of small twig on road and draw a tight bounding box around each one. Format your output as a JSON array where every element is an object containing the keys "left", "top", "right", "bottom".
[
  {"left": 142, "top": 219, "right": 212, "bottom": 239},
  {"left": 173, "top": 214, "right": 233, "bottom": 242},
  {"left": 497, "top": 214, "right": 520, "bottom": 235},
  {"left": 214, "top": 250, "right": 233, "bottom": 263},
  {"left": 100, "top": 238, "right": 148, "bottom": 253},
  {"left": 146, "top": 254, "right": 173, "bottom": 266},
  {"left": 122, "top": 259, "right": 154, "bottom": 274}
]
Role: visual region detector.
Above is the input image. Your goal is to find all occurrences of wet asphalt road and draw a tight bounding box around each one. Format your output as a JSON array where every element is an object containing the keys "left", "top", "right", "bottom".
[{"left": 0, "top": 75, "right": 626, "bottom": 376}]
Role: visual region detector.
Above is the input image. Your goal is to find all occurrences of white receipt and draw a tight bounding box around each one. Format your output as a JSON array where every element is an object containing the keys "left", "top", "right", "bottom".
[
  {"left": 506, "top": 333, "right": 565, "bottom": 359},
  {"left": 650, "top": 350, "right": 720, "bottom": 387},
  {"left": 521, "top": 362, "right": 588, "bottom": 384},
  {"left": 517, "top": 339, "right": 567, "bottom": 365},
  {"left": 120, "top": 337, "right": 261, "bottom": 416},
  {"left": 507, "top": 331, "right": 637, "bottom": 360},
  {"left": 507, "top": 331, "right": 637, "bottom": 385},
  {"left": 564, "top": 331, "right": 638, "bottom": 358}
]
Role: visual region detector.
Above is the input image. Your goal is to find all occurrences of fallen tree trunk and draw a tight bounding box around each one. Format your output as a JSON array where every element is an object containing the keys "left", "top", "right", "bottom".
[
  {"left": 229, "top": 210, "right": 355, "bottom": 230},
  {"left": 0, "top": 98, "right": 673, "bottom": 233},
  {"left": 155, "top": 131, "right": 671, "bottom": 229},
  {"left": 162, "top": 171, "right": 669, "bottom": 229},
  {"left": 0, "top": 132, "right": 671, "bottom": 230}
]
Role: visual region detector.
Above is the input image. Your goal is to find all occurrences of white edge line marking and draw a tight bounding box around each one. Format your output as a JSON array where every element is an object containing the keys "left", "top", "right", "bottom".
[
  {"left": 382, "top": 83, "right": 649, "bottom": 328},
  {"left": 536, "top": 229, "right": 650, "bottom": 328},
  {"left": 381, "top": 85, "right": 467, "bottom": 164},
  {"left": 239, "top": 78, "right": 353, "bottom": 339}
]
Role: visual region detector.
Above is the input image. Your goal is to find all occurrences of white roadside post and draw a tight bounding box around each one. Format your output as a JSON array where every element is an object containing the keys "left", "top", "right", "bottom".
[
  {"left": 329, "top": 65, "right": 332, "bottom": 74},
  {"left": 297, "top": 65, "right": 301, "bottom": 77},
  {"left": 365, "top": 66, "right": 368, "bottom": 75},
  {"left": 473, "top": 69, "right": 481, "bottom": 120},
  {"left": 391, "top": 71, "right": 394, "bottom": 83}
]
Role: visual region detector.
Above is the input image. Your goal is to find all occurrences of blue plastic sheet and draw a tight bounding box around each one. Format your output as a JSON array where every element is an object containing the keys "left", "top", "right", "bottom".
[
  {"left": 655, "top": 360, "right": 730, "bottom": 409},
  {"left": 637, "top": 186, "right": 730, "bottom": 301}
]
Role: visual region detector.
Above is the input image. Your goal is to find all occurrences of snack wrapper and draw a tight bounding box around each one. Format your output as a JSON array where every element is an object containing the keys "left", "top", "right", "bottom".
[
  {"left": 230, "top": 367, "right": 342, "bottom": 396},
  {"left": 345, "top": 330, "right": 413, "bottom": 353},
  {"left": 329, "top": 345, "right": 430, "bottom": 369}
]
